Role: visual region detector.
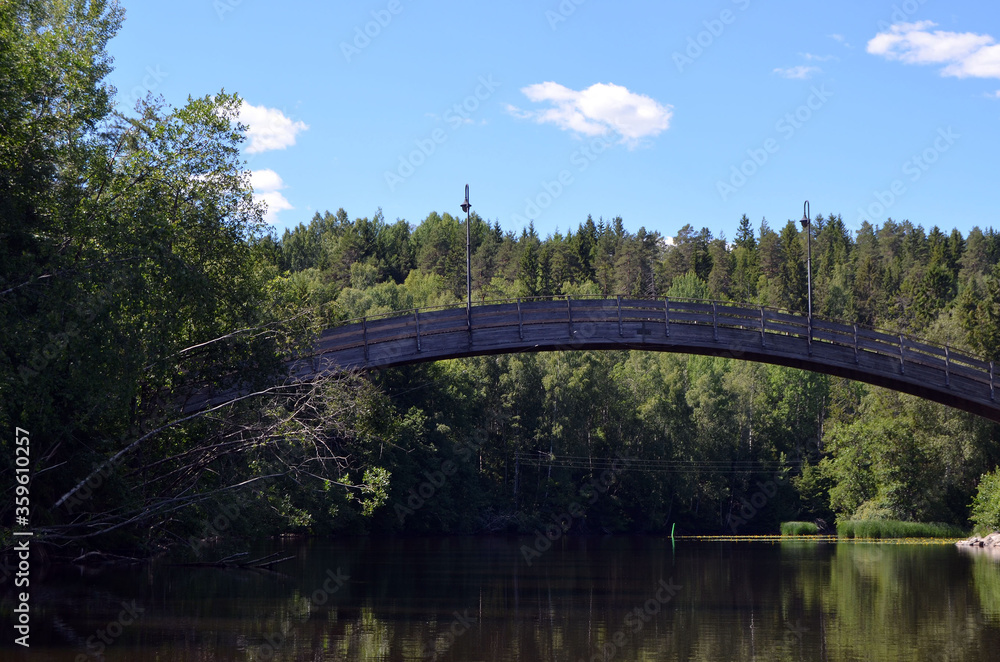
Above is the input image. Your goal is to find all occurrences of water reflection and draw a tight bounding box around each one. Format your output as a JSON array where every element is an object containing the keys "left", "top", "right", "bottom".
[{"left": 3, "top": 536, "right": 1000, "bottom": 660}]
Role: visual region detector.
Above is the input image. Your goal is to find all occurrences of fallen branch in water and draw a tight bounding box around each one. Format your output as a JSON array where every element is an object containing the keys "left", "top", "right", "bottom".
[
  {"left": 173, "top": 550, "right": 295, "bottom": 570},
  {"left": 71, "top": 550, "right": 145, "bottom": 565}
]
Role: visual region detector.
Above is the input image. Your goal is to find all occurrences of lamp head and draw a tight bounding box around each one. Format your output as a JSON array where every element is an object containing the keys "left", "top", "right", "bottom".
[
  {"left": 800, "top": 200, "right": 810, "bottom": 228},
  {"left": 461, "top": 184, "right": 471, "bottom": 213}
]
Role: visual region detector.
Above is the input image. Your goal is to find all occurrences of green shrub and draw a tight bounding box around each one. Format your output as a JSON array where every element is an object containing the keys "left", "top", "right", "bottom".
[
  {"left": 781, "top": 521, "right": 819, "bottom": 536},
  {"left": 836, "top": 520, "right": 966, "bottom": 539},
  {"left": 970, "top": 469, "right": 1000, "bottom": 536}
]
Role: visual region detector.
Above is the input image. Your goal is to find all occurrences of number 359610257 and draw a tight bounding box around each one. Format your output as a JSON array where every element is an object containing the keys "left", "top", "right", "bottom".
[{"left": 15, "top": 428, "right": 30, "bottom": 520}]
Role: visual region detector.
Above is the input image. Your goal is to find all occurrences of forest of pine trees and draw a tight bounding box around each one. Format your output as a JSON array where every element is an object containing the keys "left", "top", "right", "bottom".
[
  {"left": 7, "top": 0, "right": 1000, "bottom": 555},
  {"left": 265, "top": 206, "right": 1000, "bottom": 536}
]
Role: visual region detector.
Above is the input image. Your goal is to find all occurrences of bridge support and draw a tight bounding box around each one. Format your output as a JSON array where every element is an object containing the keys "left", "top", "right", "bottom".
[
  {"left": 945, "top": 345, "right": 950, "bottom": 387},
  {"left": 516, "top": 298, "right": 523, "bottom": 340},
  {"left": 664, "top": 297, "right": 670, "bottom": 337},
  {"left": 617, "top": 296, "right": 624, "bottom": 337},
  {"left": 760, "top": 307, "right": 766, "bottom": 348},
  {"left": 566, "top": 296, "right": 572, "bottom": 337},
  {"left": 362, "top": 317, "right": 369, "bottom": 363},
  {"left": 899, "top": 335, "right": 905, "bottom": 374},
  {"left": 414, "top": 309, "right": 421, "bottom": 353}
]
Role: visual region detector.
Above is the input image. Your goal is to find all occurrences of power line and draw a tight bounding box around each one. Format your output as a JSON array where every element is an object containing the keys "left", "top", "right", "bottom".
[{"left": 513, "top": 452, "right": 799, "bottom": 474}]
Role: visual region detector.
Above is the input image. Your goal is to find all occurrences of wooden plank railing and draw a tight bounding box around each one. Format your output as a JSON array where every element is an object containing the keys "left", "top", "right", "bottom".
[
  {"left": 308, "top": 296, "right": 995, "bottom": 397},
  {"left": 236, "top": 294, "right": 1000, "bottom": 424}
]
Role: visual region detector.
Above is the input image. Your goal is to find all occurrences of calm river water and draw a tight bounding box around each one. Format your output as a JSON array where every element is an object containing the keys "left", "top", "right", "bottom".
[{"left": 4, "top": 536, "right": 1000, "bottom": 661}]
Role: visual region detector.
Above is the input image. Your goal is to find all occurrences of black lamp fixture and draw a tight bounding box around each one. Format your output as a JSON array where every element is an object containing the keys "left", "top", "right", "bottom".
[
  {"left": 799, "top": 200, "right": 812, "bottom": 349},
  {"left": 461, "top": 185, "right": 471, "bottom": 333},
  {"left": 460, "top": 184, "right": 471, "bottom": 215}
]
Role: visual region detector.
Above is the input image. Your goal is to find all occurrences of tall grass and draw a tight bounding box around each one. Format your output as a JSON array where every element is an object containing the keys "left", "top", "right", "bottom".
[
  {"left": 781, "top": 521, "right": 819, "bottom": 536},
  {"left": 836, "top": 520, "right": 967, "bottom": 539}
]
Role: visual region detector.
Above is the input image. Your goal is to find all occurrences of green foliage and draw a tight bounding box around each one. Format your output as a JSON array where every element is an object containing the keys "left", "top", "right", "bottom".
[
  {"left": 792, "top": 461, "right": 835, "bottom": 522},
  {"left": 959, "top": 264, "right": 1000, "bottom": 360},
  {"left": 0, "top": 2, "right": 403, "bottom": 552},
  {"left": 836, "top": 520, "right": 966, "bottom": 539},
  {"left": 358, "top": 467, "right": 391, "bottom": 517},
  {"left": 781, "top": 521, "right": 820, "bottom": 535},
  {"left": 970, "top": 469, "right": 1000, "bottom": 535},
  {"left": 7, "top": 0, "right": 1000, "bottom": 552},
  {"left": 666, "top": 272, "right": 710, "bottom": 299},
  {"left": 971, "top": 554, "right": 1000, "bottom": 619},
  {"left": 265, "top": 203, "right": 997, "bottom": 537}
]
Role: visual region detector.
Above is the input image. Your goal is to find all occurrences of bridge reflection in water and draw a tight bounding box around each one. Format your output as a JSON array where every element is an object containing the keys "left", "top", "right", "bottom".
[{"left": 289, "top": 296, "right": 999, "bottom": 423}]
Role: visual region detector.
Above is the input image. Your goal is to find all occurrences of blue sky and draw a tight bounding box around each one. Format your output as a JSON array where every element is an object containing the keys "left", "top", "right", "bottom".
[{"left": 105, "top": 0, "right": 1000, "bottom": 241}]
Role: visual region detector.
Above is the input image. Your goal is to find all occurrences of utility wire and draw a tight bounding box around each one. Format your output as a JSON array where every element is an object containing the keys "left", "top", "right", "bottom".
[{"left": 514, "top": 451, "right": 799, "bottom": 474}]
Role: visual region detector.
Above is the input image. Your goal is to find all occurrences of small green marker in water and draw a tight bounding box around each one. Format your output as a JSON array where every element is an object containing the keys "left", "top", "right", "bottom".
[{"left": 671, "top": 522, "right": 675, "bottom": 542}]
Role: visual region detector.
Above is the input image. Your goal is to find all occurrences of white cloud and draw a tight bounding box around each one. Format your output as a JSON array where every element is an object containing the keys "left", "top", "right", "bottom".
[
  {"left": 868, "top": 22, "right": 1000, "bottom": 79},
  {"left": 987, "top": 90, "right": 1000, "bottom": 99},
  {"left": 508, "top": 82, "right": 672, "bottom": 146},
  {"left": 249, "top": 168, "right": 284, "bottom": 192},
  {"left": 256, "top": 191, "right": 294, "bottom": 223},
  {"left": 239, "top": 103, "right": 309, "bottom": 154},
  {"left": 774, "top": 65, "right": 822, "bottom": 79},
  {"left": 801, "top": 53, "right": 837, "bottom": 62},
  {"left": 250, "top": 169, "right": 293, "bottom": 223},
  {"left": 828, "top": 34, "right": 851, "bottom": 48},
  {"left": 950, "top": 44, "right": 1000, "bottom": 78}
]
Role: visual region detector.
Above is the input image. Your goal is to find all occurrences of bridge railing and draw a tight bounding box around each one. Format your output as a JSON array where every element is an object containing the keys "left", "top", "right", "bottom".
[{"left": 309, "top": 295, "right": 995, "bottom": 397}]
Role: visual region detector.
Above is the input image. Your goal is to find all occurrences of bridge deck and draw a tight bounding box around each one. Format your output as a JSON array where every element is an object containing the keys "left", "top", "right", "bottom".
[{"left": 210, "top": 297, "right": 1000, "bottom": 422}]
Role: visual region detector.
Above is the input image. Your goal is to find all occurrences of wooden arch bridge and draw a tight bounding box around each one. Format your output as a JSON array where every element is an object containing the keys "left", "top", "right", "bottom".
[{"left": 285, "top": 296, "right": 1000, "bottom": 423}]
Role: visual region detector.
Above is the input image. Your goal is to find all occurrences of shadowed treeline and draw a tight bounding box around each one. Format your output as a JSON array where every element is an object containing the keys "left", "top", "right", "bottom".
[{"left": 4, "top": 0, "right": 1000, "bottom": 556}]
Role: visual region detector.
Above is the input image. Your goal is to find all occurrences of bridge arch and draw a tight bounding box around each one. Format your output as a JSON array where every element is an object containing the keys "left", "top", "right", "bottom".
[{"left": 290, "top": 296, "right": 1000, "bottom": 423}]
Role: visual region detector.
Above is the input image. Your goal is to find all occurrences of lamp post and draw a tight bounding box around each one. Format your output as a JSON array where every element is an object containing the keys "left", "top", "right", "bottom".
[
  {"left": 799, "top": 200, "right": 812, "bottom": 350},
  {"left": 461, "top": 184, "right": 472, "bottom": 334}
]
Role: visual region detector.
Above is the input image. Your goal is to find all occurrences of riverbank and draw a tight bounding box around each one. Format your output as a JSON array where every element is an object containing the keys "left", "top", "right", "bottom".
[
  {"left": 837, "top": 520, "right": 967, "bottom": 539},
  {"left": 956, "top": 532, "right": 1000, "bottom": 547}
]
